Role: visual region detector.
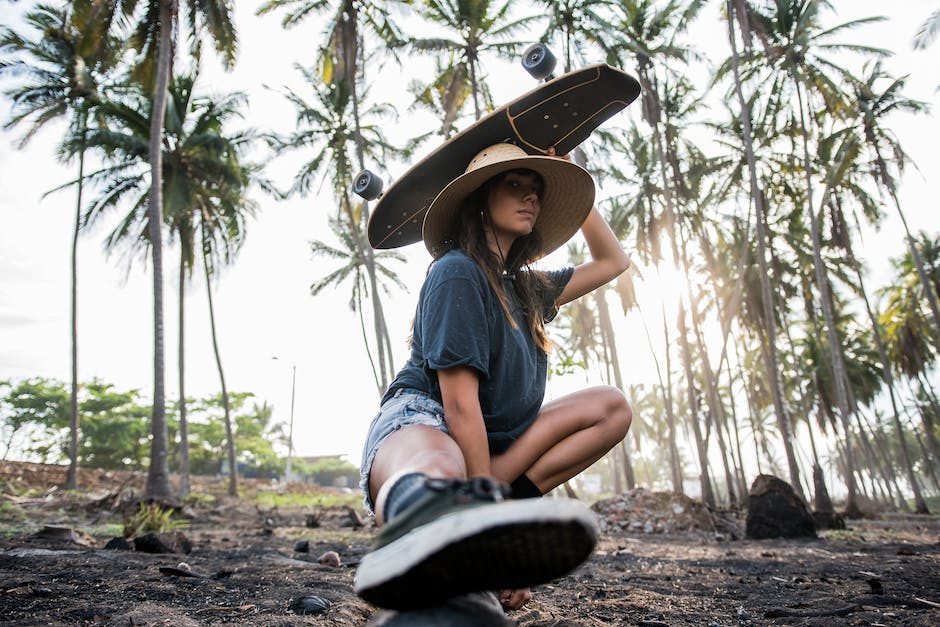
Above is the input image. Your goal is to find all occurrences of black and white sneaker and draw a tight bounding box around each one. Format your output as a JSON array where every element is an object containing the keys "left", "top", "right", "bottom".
[{"left": 354, "top": 477, "right": 598, "bottom": 610}]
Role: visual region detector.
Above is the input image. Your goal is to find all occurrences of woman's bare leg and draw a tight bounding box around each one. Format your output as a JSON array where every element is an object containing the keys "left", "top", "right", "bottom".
[
  {"left": 368, "top": 425, "right": 466, "bottom": 525},
  {"left": 490, "top": 386, "right": 632, "bottom": 493}
]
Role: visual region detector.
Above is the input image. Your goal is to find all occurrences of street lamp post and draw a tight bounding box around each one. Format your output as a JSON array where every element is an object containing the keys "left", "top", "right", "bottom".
[{"left": 285, "top": 364, "right": 296, "bottom": 481}]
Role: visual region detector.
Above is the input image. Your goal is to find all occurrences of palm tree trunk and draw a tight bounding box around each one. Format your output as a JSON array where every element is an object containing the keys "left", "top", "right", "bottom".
[
  {"left": 659, "top": 303, "right": 684, "bottom": 493},
  {"left": 854, "top": 413, "right": 895, "bottom": 509},
  {"left": 677, "top": 304, "right": 716, "bottom": 507},
  {"left": 722, "top": 352, "right": 750, "bottom": 499},
  {"left": 903, "top": 395, "right": 940, "bottom": 494},
  {"left": 794, "top": 74, "right": 861, "bottom": 518},
  {"left": 336, "top": 9, "right": 395, "bottom": 394},
  {"left": 726, "top": 3, "right": 803, "bottom": 498},
  {"left": 177, "top": 253, "right": 190, "bottom": 498},
  {"left": 204, "top": 247, "right": 237, "bottom": 497},
  {"left": 914, "top": 373, "right": 940, "bottom": 476},
  {"left": 730, "top": 334, "right": 762, "bottom": 476},
  {"left": 870, "top": 136, "right": 940, "bottom": 341},
  {"left": 859, "top": 410, "right": 908, "bottom": 511},
  {"left": 780, "top": 294, "right": 832, "bottom": 509},
  {"left": 846, "top": 222, "right": 929, "bottom": 512},
  {"left": 469, "top": 54, "right": 482, "bottom": 120},
  {"left": 681, "top": 238, "right": 737, "bottom": 507},
  {"left": 143, "top": 0, "right": 176, "bottom": 504},
  {"left": 593, "top": 287, "right": 635, "bottom": 488},
  {"left": 66, "top": 110, "right": 87, "bottom": 491}
]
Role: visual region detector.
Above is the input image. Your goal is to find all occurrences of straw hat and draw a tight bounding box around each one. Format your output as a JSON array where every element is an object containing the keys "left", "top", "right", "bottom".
[{"left": 422, "top": 143, "right": 595, "bottom": 258}]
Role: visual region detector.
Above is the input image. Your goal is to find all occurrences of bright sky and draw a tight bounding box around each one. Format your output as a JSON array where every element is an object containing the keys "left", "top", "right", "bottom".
[{"left": 0, "top": 1, "right": 938, "bottom": 470}]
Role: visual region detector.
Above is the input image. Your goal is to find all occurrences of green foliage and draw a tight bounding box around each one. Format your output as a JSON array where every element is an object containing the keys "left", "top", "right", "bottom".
[
  {"left": 255, "top": 489, "right": 361, "bottom": 510},
  {"left": 0, "top": 377, "right": 69, "bottom": 462},
  {"left": 124, "top": 503, "right": 188, "bottom": 538},
  {"left": 292, "top": 456, "right": 359, "bottom": 488},
  {"left": 184, "top": 393, "right": 287, "bottom": 477},
  {"left": 1, "top": 378, "right": 286, "bottom": 478},
  {"left": 0, "top": 502, "right": 26, "bottom": 523},
  {"left": 79, "top": 382, "right": 151, "bottom": 470}
]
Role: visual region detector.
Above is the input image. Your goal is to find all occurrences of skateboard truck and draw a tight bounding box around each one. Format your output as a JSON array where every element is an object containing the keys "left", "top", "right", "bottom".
[
  {"left": 353, "top": 169, "right": 384, "bottom": 200},
  {"left": 522, "top": 43, "right": 557, "bottom": 82}
]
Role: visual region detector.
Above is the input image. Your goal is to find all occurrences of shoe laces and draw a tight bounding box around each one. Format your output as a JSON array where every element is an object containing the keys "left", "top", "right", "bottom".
[{"left": 425, "top": 476, "right": 510, "bottom": 503}]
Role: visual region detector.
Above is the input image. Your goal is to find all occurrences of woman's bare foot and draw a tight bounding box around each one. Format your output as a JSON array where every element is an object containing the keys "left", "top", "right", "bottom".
[{"left": 498, "top": 588, "right": 532, "bottom": 611}]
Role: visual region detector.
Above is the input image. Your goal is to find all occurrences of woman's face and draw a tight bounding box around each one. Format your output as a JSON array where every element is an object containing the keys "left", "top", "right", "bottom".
[{"left": 485, "top": 169, "right": 544, "bottom": 244}]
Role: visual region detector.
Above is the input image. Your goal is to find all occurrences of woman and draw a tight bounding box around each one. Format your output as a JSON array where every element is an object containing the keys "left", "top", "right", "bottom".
[{"left": 355, "top": 143, "right": 633, "bottom": 612}]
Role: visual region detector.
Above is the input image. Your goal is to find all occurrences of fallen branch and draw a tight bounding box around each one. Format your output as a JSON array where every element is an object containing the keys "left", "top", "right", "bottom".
[
  {"left": 764, "top": 604, "right": 859, "bottom": 618},
  {"left": 913, "top": 597, "right": 940, "bottom": 609}
]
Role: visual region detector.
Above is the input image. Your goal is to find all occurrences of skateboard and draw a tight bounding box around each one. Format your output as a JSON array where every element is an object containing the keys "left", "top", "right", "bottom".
[{"left": 357, "top": 45, "right": 641, "bottom": 250}]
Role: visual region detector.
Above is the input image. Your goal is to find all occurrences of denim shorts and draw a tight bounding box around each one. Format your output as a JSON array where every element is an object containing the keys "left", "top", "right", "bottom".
[{"left": 359, "top": 388, "right": 448, "bottom": 514}]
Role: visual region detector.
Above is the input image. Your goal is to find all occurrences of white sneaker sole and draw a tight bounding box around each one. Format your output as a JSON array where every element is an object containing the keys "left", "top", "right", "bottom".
[{"left": 354, "top": 498, "right": 598, "bottom": 610}]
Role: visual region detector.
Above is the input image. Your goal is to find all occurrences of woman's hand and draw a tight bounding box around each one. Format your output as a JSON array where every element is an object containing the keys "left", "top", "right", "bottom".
[
  {"left": 546, "top": 146, "right": 571, "bottom": 161},
  {"left": 498, "top": 587, "right": 532, "bottom": 611}
]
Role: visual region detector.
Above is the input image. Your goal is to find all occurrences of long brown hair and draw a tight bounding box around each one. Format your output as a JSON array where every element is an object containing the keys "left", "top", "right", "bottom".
[{"left": 435, "top": 170, "right": 553, "bottom": 352}]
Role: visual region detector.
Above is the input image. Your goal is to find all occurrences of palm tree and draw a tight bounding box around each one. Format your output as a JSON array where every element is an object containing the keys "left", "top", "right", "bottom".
[
  {"left": 271, "top": 67, "right": 402, "bottom": 395},
  {"left": 405, "top": 0, "right": 539, "bottom": 121},
  {"left": 79, "top": 70, "right": 259, "bottom": 497},
  {"left": 534, "top": 0, "right": 608, "bottom": 74},
  {"left": 880, "top": 235, "right": 940, "bottom": 476},
  {"left": 258, "top": 0, "right": 406, "bottom": 394},
  {"left": 736, "top": 0, "right": 889, "bottom": 515},
  {"left": 603, "top": 124, "right": 684, "bottom": 492},
  {"left": 848, "top": 62, "right": 939, "bottom": 346},
  {"left": 311, "top": 213, "right": 407, "bottom": 390},
  {"left": 721, "top": 0, "right": 806, "bottom": 500},
  {"left": 0, "top": 2, "right": 120, "bottom": 490},
  {"left": 817, "top": 111, "right": 931, "bottom": 513},
  {"left": 116, "top": 0, "right": 238, "bottom": 503}
]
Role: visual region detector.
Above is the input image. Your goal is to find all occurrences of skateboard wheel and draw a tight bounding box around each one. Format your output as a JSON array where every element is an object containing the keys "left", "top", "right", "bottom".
[
  {"left": 522, "top": 43, "right": 557, "bottom": 80},
  {"left": 353, "top": 169, "right": 383, "bottom": 200}
]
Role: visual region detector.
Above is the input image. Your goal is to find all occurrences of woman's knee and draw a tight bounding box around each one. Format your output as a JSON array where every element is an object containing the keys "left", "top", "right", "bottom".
[{"left": 596, "top": 385, "right": 632, "bottom": 442}]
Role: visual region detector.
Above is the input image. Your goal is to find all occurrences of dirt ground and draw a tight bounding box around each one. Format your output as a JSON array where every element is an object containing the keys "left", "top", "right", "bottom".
[{"left": 1, "top": 461, "right": 939, "bottom": 626}]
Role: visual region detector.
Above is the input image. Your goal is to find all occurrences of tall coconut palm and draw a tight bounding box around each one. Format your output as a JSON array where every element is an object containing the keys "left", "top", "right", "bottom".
[
  {"left": 271, "top": 66, "right": 402, "bottom": 395},
  {"left": 848, "top": 62, "right": 939, "bottom": 346},
  {"left": 117, "top": 0, "right": 237, "bottom": 503},
  {"left": 818, "top": 114, "right": 931, "bottom": 513},
  {"left": 603, "top": 124, "right": 683, "bottom": 492},
  {"left": 311, "top": 213, "right": 408, "bottom": 392},
  {"left": 880, "top": 235, "right": 940, "bottom": 476},
  {"left": 0, "top": 2, "right": 120, "bottom": 490},
  {"left": 78, "top": 70, "right": 258, "bottom": 497},
  {"left": 258, "top": 0, "right": 406, "bottom": 393},
  {"left": 721, "top": 0, "right": 806, "bottom": 500},
  {"left": 735, "top": 0, "right": 889, "bottom": 515}
]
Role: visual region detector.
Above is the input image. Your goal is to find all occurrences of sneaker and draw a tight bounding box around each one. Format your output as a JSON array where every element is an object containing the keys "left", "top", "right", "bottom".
[
  {"left": 354, "top": 477, "right": 598, "bottom": 610},
  {"left": 366, "top": 592, "right": 513, "bottom": 626}
]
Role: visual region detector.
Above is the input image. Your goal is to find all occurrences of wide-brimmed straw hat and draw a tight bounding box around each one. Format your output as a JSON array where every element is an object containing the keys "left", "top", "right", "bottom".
[{"left": 422, "top": 143, "right": 595, "bottom": 258}]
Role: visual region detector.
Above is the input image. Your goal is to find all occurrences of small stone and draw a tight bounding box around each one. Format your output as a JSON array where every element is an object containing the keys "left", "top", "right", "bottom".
[
  {"left": 290, "top": 595, "right": 330, "bottom": 615},
  {"left": 133, "top": 531, "right": 192, "bottom": 555},
  {"left": 317, "top": 550, "right": 341, "bottom": 567},
  {"left": 294, "top": 540, "right": 310, "bottom": 553},
  {"left": 104, "top": 537, "right": 132, "bottom": 551}
]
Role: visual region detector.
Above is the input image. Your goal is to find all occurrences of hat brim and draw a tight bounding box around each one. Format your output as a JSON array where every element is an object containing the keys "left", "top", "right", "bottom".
[{"left": 422, "top": 156, "right": 595, "bottom": 258}]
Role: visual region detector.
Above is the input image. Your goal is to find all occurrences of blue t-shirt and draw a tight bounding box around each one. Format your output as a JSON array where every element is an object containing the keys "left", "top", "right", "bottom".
[{"left": 384, "top": 250, "right": 573, "bottom": 453}]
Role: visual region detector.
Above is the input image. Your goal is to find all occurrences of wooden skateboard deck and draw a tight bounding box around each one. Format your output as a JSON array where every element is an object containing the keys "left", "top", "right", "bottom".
[{"left": 367, "top": 64, "right": 641, "bottom": 250}]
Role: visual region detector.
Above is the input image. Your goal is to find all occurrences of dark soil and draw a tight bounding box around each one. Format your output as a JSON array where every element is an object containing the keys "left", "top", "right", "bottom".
[{"left": 1, "top": 461, "right": 939, "bottom": 626}]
